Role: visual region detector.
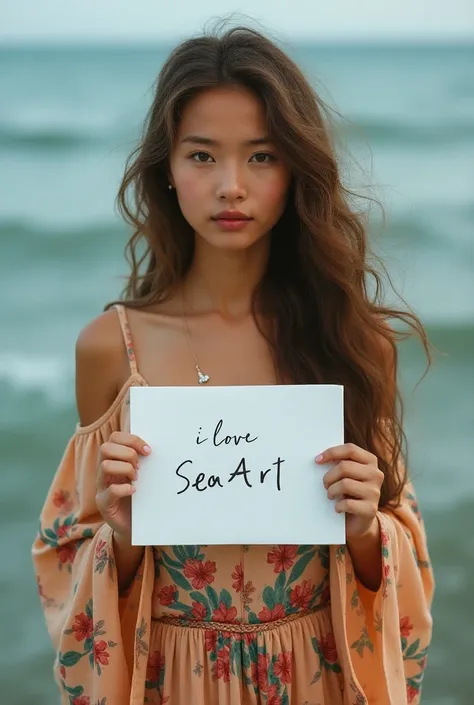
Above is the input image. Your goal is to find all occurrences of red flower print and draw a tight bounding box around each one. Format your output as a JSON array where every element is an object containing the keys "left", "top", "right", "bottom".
[
  {"left": 267, "top": 684, "right": 282, "bottom": 705},
  {"left": 56, "top": 524, "right": 69, "bottom": 539},
  {"left": 191, "top": 601, "right": 207, "bottom": 621},
  {"left": 383, "top": 564, "right": 390, "bottom": 580},
  {"left": 95, "top": 539, "right": 108, "bottom": 562},
  {"left": 289, "top": 580, "right": 313, "bottom": 610},
  {"left": 232, "top": 563, "right": 244, "bottom": 592},
  {"left": 57, "top": 544, "right": 76, "bottom": 565},
  {"left": 158, "top": 584, "right": 178, "bottom": 607},
  {"left": 52, "top": 490, "right": 73, "bottom": 511},
  {"left": 72, "top": 613, "right": 93, "bottom": 642},
  {"left": 147, "top": 650, "right": 165, "bottom": 682},
  {"left": 59, "top": 666, "right": 66, "bottom": 680},
  {"left": 407, "top": 684, "right": 418, "bottom": 703},
  {"left": 273, "top": 651, "right": 292, "bottom": 684},
  {"left": 381, "top": 529, "right": 389, "bottom": 546},
  {"left": 257, "top": 603, "right": 286, "bottom": 623},
  {"left": 400, "top": 616, "right": 414, "bottom": 638},
  {"left": 93, "top": 640, "right": 110, "bottom": 666},
  {"left": 212, "top": 602, "right": 238, "bottom": 623},
  {"left": 266, "top": 545, "right": 297, "bottom": 573},
  {"left": 250, "top": 652, "right": 270, "bottom": 691},
  {"left": 320, "top": 633, "right": 338, "bottom": 664},
  {"left": 183, "top": 559, "right": 217, "bottom": 589},
  {"left": 72, "top": 697, "right": 90, "bottom": 705},
  {"left": 204, "top": 630, "right": 218, "bottom": 652},
  {"left": 213, "top": 647, "right": 231, "bottom": 682},
  {"left": 242, "top": 580, "right": 256, "bottom": 606}
]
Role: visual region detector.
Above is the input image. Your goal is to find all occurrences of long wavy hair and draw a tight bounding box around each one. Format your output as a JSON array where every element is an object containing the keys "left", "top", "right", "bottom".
[{"left": 107, "top": 23, "right": 431, "bottom": 509}]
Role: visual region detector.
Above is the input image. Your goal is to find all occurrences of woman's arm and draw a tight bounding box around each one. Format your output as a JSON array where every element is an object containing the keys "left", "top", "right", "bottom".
[{"left": 76, "top": 311, "right": 146, "bottom": 592}]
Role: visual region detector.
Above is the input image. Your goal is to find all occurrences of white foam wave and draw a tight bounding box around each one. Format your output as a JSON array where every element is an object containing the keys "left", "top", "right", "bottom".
[{"left": 0, "top": 353, "right": 73, "bottom": 404}]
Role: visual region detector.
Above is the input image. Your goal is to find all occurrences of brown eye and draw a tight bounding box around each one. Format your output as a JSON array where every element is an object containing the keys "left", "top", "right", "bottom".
[
  {"left": 250, "top": 153, "right": 276, "bottom": 164},
  {"left": 191, "top": 152, "right": 214, "bottom": 163}
]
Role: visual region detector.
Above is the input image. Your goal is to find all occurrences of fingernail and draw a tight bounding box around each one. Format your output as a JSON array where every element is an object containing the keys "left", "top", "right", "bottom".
[
  {"left": 315, "top": 454, "right": 324, "bottom": 463},
  {"left": 143, "top": 445, "right": 152, "bottom": 455}
]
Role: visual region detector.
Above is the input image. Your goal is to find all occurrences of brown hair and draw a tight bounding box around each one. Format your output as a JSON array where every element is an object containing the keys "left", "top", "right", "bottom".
[{"left": 108, "top": 23, "right": 431, "bottom": 508}]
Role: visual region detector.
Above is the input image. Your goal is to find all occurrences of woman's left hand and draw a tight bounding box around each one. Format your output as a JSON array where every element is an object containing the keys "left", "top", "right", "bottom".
[{"left": 316, "top": 443, "right": 385, "bottom": 539}]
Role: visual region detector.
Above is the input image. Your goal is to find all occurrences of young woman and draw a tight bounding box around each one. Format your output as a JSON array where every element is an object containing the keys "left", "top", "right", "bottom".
[{"left": 33, "top": 25, "right": 434, "bottom": 705}]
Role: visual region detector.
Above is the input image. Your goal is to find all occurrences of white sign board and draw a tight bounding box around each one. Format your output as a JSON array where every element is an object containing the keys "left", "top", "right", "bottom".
[{"left": 130, "top": 385, "right": 345, "bottom": 546}]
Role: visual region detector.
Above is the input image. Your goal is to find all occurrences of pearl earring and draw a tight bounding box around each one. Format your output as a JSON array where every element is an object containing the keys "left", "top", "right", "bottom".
[{"left": 168, "top": 184, "right": 173, "bottom": 190}]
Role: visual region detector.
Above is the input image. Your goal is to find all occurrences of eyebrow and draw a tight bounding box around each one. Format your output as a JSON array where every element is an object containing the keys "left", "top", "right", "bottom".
[{"left": 180, "top": 135, "right": 272, "bottom": 147}]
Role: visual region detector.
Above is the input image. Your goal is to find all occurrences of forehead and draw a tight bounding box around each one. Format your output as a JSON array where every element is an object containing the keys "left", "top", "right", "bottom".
[{"left": 176, "top": 85, "right": 268, "bottom": 141}]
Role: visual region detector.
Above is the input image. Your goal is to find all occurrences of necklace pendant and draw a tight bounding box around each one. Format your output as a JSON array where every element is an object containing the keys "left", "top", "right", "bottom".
[{"left": 196, "top": 366, "right": 210, "bottom": 384}]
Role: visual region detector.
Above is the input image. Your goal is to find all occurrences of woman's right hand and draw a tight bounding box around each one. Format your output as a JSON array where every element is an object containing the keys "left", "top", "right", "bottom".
[{"left": 96, "top": 431, "right": 151, "bottom": 541}]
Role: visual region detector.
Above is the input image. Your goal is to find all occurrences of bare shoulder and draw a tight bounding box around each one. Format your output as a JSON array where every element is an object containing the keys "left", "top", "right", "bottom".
[{"left": 75, "top": 308, "right": 127, "bottom": 427}]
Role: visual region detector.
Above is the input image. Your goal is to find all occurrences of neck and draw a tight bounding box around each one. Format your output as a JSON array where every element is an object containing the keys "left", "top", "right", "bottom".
[{"left": 183, "top": 234, "right": 270, "bottom": 318}]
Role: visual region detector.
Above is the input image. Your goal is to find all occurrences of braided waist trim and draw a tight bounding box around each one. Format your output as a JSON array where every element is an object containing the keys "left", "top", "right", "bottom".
[{"left": 152, "top": 603, "right": 329, "bottom": 633}]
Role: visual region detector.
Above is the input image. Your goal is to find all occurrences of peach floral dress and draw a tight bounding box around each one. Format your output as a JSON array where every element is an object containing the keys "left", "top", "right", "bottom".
[{"left": 33, "top": 305, "right": 434, "bottom": 705}]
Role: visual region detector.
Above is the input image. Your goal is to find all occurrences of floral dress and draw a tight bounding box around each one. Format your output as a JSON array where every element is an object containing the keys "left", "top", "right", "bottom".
[{"left": 32, "top": 305, "right": 434, "bottom": 705}]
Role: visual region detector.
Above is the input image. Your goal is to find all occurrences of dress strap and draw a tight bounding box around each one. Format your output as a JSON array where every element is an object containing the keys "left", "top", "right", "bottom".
[{"left": 114, "top": 304, "right": 138, "bottom": 376}]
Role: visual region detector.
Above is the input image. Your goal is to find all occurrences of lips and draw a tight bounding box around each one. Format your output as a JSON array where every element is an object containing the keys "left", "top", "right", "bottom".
[{"left": 212, "top": 211, "right": 252, "bottom": 221}]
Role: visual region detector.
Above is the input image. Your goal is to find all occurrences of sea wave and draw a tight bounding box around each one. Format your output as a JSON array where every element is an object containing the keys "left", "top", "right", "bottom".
[
  {"left": 340, "top": 117, "right": 474, "bottom": 146},
  {"left": 1, "top": 321, "right": 471, "bottom": 400},
  {"left": 0, "top": 352, "right": 72, "bottom": 401},
  {"left": 0, "top": 201, "right": 472, "bottom": 260},
  {"left": 0, "top": 115, "right": 136, "bottom": 151},
  {"left": 1, "top": 114, "right": 473, "bottom": 151}
]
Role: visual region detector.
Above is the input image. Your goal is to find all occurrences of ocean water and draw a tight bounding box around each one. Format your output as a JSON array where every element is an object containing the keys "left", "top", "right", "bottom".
[{"left": 0, "top": 43, "right": 473, "bottom": 704}]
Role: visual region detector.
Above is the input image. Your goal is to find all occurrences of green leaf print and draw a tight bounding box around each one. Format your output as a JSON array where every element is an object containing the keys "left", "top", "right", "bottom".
[
  {"left": 65, "top": 685, "right": 84, "bottom": 696},
  {"left": 85, "top": 599, "right": 93, "bottom": 620},
  {"left": 219, "top": 588, "right": 233, "bottom": 609},
  {"left": 263, "top": 585, "right": 276, "bottom": 610},
  {"left": 60, "top": 650, "right": 84, "bottom": 668},
  {"left": 274, "top": 571, "right": 287, "bottom": 604},
  {"left": 170, "top": 601, "right": 193, "bottom": 614},
  {"left": 206, "top": 585, "right": 219, "bottom": 611},
  {"left": 287, "top": 550, "right": 316, "bottom": 585},
  {"left": 172, "top": 546, "right": 189, "bottom": 564},
  {"left": 405, "top": 639, "right": 421, "bottom": 658},
  {"left": 248, "top": 611, "right": 260, "bottom": 624},
  {"left": 183, "top": 545, "right": 201, "bottom": 560},
  {"left": 230, "top": 640, "right": 243, "bottom": 677},
  {"left": 351, "top": 627, "right": 374, "bottom": 657},
  {"left": 161, "top": 552, "right": 186, "bottom": 570},
  {"left": 268, "top": 655, "right": 279, "bottom": 686},
  {"left": 165, "top": 566, "right": 192, "bottom": 591},
  {"left": 297, "top": 545, "right": 313, "bottom": 554},
  {"left": 316, "top": 546, "right": 330, "bottom": 570},
  {"left": 190, "top": 591, "right": 211, "bottom": 618},
  {"left": 241, "top": 646, "right": 251, "bottom": 669}
]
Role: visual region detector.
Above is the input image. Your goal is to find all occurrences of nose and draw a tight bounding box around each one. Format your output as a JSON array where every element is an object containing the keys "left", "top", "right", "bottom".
[{"left": 215, "top": 164, "right": 247, "bottom": 201}]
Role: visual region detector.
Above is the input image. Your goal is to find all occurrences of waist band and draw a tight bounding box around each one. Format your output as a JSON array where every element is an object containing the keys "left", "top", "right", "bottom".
[{"left": 152, "top": 603, "right": 329, "bottom": 633}]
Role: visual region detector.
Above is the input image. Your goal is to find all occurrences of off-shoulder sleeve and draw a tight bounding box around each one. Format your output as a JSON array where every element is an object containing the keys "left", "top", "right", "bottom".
[
  {"left": 330, "top": 480, "right": 434, "bottom": 705},
  {"left": 32, "top": 420, "right": 154, "bottom": 705}
]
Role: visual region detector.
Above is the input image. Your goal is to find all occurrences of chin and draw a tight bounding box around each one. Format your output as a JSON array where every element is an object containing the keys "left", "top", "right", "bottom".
[{"left": 198, "top": 229, "right": 269, "bottom": 253}]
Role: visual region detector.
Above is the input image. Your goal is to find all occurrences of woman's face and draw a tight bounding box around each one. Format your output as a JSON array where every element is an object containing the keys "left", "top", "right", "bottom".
[{"left": 169, "top": 85, "right": 291, "bottom": 253}]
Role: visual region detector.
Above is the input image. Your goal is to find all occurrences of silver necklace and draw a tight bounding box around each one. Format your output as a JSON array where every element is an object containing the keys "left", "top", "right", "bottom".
[{"left": 181, "top": 295, "right": 210, "bottom": 385}]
